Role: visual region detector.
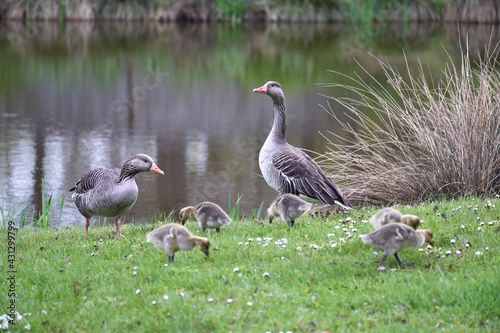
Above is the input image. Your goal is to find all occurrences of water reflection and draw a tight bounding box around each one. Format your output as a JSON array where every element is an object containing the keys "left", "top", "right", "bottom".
[
  {"left": 0, "top": 126, "right": 36, "bottom": 204},
  {"left": 444, "top": 23, "right": 500, "bottom": 56},
  {"left": 0, "top": 21, "right": 497, "bottom": 227},
  {"left": 185, "top": 132, "right": 209, "bottom": 175}
]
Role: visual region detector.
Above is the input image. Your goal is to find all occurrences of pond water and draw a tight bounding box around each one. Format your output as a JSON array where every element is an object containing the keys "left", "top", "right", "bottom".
[{"left": 0, "top": 21, "right": 498, "bottom": 227}]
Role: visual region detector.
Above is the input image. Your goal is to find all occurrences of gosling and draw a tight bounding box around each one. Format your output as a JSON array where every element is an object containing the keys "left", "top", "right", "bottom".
[
  {"left": 360, "top": 223, "right": 434, "bottom": 270},
  {"left": 267, "top": 194, "right": 312, "bottom": 229},
  {"left": 146, "top": 223, "right": 210, "bottom": 263},
  {"left": 180, "top": 202, "right": 232, "bottom": 233},
  {"left": 369, "top": 207, "right": 421, "bottom": 230}
]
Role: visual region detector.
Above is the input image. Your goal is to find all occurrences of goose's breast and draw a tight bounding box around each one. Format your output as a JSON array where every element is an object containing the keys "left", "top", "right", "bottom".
[
  {"left": 100, "top": 181, "right": 139, "bottom": 217},
  {"left": 259, "top": 158, "right": 284, "bottom": 192}
]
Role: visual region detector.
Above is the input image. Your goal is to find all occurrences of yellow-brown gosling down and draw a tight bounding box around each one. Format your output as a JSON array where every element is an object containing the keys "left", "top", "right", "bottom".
[
  {"left": 360, "top": 223, "right": 434, "bottom": 270},
  {"left": 180, "top": 201, "right": 232, "bottom": 233},
  {"left": 369, "top": 207, "right": 421, "bottom": 230},
  {"left": 146, "top": 223, "right": 210, "bottom": 263},
  {"left": 267, "top": 194, "right": 312, "bottom": 229}
]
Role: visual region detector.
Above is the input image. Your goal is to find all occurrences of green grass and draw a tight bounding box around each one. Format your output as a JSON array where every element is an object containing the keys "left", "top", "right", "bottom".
[
  {"left": 1, "top": 197, "right": 499, "bottom": 332},
  {"left": 0, "top": 202, "right": 31, "bottom": 229}
]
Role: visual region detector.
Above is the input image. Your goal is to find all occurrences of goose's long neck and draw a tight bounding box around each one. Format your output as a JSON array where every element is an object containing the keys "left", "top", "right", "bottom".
[
  {"left": 119, "top": 163, "right": 138, "bottom": 183},
  {"left": 269, "top": 96, "right": 287, "bottom": 143}
]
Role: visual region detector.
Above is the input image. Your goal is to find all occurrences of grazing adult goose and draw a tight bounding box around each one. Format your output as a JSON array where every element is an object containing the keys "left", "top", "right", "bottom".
[
  {"left": 267, "top": 194, "right": 312, "bottom": 229},
  {"left": 253, "top": 81, "right": 352, "bottom": 209},
  {"left": 146, "top": 223, "right": 210, "bottom": 263},
  {"left": 70, "top": 154, "right": 164, "bottom": 239},
  {"left": 360, "top": 223, "right": 434, "bottom": 270},
  {"left": 179, "top": 202, "right": 232, "bottom": 233},
  {"left": 369, "top": 208, "right": 421, "bottom": 230}
]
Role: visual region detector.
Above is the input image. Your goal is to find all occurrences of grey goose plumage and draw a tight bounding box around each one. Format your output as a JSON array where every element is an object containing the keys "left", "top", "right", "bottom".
[
  {"left": 267, "top": 194, "right": 312, "bottom": 229},
  {"left": 253, "top": 81, "right": 352, "bottom": 209},
  {"left": 360, "top": 223, "right": 434, "bottom": 270},
  {"left": 369, "top": 208, "right": 421, "bottom": 230},
  {"left": 180, "top": 201, "right": 232, "bottom": 233},
  {"left": 146, "top": 223, "right": 210, "bottom": 263},
  {"left": 70, "top": 154, "right": 164, "bottom": 239}
]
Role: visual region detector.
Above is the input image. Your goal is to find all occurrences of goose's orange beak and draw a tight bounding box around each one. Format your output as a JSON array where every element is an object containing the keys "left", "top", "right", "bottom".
[
  {"left": 150, "top": 163, "right": 164, "bottom": 175},
  {"left": 252, "top": 85, "right": 267, "bottom": 94}
]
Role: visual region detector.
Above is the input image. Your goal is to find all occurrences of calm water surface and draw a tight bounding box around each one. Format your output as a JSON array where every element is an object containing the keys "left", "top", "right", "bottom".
[{"left": 0, "top": 21, "right": 497, "bottom": 227}]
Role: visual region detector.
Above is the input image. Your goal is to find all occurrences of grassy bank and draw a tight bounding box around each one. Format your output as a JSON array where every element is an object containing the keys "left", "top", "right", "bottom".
[{"left": 1, "top": 197, "right": 499, "bottom": 331}]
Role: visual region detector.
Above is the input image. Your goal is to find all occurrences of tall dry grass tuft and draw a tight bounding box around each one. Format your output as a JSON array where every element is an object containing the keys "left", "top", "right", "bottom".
[{"left": 320, "top": 44, "right": 500, "bottom": 207}]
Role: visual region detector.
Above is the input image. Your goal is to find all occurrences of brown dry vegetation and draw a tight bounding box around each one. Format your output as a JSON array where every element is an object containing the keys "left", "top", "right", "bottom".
[
  {"left": 1, "top": 0, "right": 499, "bottom": 23},
  {"left": 444, "top": 0, "right": 500, "bottom": 23},
  {"left": 320, "top": 44, "right": 500, "bottom": 207}
]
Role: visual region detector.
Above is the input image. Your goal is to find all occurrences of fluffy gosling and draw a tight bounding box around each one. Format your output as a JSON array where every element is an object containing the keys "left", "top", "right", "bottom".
[
  {"left": 369, "top": 207, "right": 421, "bottom": 230},
  {"left": 146, "top": 223, "right": 210, "bottom": 263},
  {"left": 180, "top": 201, "right": 232, "bottom": 232},
  {"left": 399, "top": 214, "right": 421, "bottom": 230},
  {"left": 267, "top": 194, "right": 312, "bottom": 229},
  {"left": 360, "top": 223, "right": 434, "bottom": 270}
]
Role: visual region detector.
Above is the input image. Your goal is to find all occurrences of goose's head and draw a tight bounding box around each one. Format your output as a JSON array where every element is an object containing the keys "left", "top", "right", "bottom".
[
  {"left": 266, "top": 203, "right": 277, "bottom": 218},
  {"left": 127, "top": 154, "right": 164, "bottom": 175},
  {"left": 179, "top": 206, "right": 196, "bottom": 225},
  {"left": 194, "top": 237, "right": 211, "bottom": 257},
  {"left": 253, "top": 81, "right": 284, "bottom": 100},
  {"left": 418, "top": 229, "right": 434, "bottom": 246},
  {"left": 266, "top": 200, "right": 280, "bottom": 223},
  {"left": 400, "top": 214, "right": 421, "bottom": 230}
]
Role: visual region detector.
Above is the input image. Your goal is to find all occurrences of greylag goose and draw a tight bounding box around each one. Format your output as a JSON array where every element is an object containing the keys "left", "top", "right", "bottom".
[
  {"left": 360, "top": 223, "right": 434, "bottom": 270},
  {"left": 146, "top": 223, "right": 210, "bottom": 263},
  {"left": 70, "top": 154, "right": 164, "bottom": 239},
  {"left": 253, "top": 81, "right": 352, "bottom": 209},
  {"left": 369, "top": 208, "right": 421, "bottom": 230},
  {"left": 180, "top": 201, "right": 232, "bottom": 233},
  {"left": 267, "top": 194, "right": 312, "bottom": 228}
]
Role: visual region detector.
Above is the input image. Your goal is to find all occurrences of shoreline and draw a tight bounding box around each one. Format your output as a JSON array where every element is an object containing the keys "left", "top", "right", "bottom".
[{"left": 0, "top": 0, "right": 498, "bottom": 24}]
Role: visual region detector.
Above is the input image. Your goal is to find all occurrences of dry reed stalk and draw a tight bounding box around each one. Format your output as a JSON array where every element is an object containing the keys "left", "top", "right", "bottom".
[{"left": 320, "top": 43, "right": 500, "bottom": 207}]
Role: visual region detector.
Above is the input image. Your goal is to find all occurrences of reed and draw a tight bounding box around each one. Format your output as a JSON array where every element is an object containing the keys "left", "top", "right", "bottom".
[
  {"left": 33, "top": 179, "right": 54, "bottom": 227},
  {"left": 1, "top": 179, "right": 67, "bottom": 229},
  {"left": 0, "top": 201, "right": 31, "bottom": 228},
  {"left": 247, "top": 201, "right": 264, "bottom": 220},
  {"left": 227, "top": 193, "right": 242, "bottom": 221},
  {"left": 320, "top": 42, "right": 500, "bottom": 206}
]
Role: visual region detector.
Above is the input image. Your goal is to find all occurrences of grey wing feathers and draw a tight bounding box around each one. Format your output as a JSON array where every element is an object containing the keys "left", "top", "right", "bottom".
[
  {"left": 370, "top": 224, "right": 413, "bottom": 247},
  {"left": 171, "top": 225, "right": 192, "bottom": 239},
  {"left": 394, "top": 224, "right": 413, "bottom": 240},
  {"left": 70, "top": 168, "right": 119, "bottom": 194},
  {"left": 196, "top": 204, "right": 212, "bottom": 215},
  {"left": 272, "top": 149, "right": 352, "bottom": 208}
]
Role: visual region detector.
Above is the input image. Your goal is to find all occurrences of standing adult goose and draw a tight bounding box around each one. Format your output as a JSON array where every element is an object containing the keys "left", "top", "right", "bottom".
[
  {"left": 253, "top": 81, "right": 353, "bottom": 209},
  {"left": 70, "top": 154, "right": 164, "bottom": 239}
]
